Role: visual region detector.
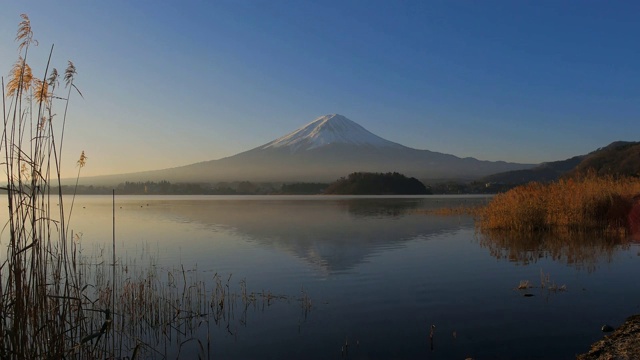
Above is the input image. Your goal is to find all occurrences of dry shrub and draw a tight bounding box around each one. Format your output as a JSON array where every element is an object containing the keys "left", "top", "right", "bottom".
[{"left": 478, "top": 174, "right": 640, "bottom": 233}]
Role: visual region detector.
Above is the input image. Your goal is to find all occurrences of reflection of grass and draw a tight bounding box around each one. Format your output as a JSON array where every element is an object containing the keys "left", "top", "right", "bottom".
[
  {"left": 477, "top": 174, "right": 640, "bottom": 233},
  {"left": 479, "top": 229, "right": 629, "bottom": 271},
  {"left": 414, "top": 205, "right": 482, "bottom": 216}
]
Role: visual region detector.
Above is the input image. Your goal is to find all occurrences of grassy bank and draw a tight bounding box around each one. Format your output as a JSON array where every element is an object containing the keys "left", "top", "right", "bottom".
[{"left": 476, "top": 174, "right": 640, "bottom": 233}]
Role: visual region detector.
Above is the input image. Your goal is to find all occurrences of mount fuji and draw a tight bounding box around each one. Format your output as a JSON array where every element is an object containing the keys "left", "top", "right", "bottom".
[
  {"left": 86, "top": 114, "right": 535, "bottom": 184},
  {"left": 261, "top": 114, "right": 404, "bottom": 152}
]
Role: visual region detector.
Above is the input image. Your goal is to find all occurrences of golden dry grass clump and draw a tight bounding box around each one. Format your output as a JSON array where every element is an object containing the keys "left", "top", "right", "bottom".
[{"left": 477, "top": 174, "right": 640, "bottom": 233}]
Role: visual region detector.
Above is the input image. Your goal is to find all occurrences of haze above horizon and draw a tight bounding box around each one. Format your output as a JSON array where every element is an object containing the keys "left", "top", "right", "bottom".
[{"left": 1, "top": 1, "right": 638, "bottom": 178}]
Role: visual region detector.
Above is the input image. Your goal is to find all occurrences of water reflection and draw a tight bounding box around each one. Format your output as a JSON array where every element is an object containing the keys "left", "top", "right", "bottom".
[
  {"left": 478, "top": 229, "right": 632, "bottom": 272},
  {"left": 13, "top": 195, "right": 640, "bottom": 359},
  {"left": 142, "top": 198, "right": 475, "bottom": 273},
  {"left": 339, "top": 198, "right": 422, "bottom": 218}
]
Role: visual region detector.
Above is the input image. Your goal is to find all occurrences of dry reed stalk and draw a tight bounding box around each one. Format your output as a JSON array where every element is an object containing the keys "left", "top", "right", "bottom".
[
  {"left": 477, "top": 174, "right": 640, "bottom": 233},
  {"left": 1, "top": 15, "right": 312, "bottom": 359},
  {"left": 1, "top": 14, "right": 91, "bottom": 358}
]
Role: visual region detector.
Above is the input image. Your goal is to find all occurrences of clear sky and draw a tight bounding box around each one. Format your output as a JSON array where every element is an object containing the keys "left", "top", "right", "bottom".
[{"left": 1, "top": 1, "right": 638, "bottom": 178}]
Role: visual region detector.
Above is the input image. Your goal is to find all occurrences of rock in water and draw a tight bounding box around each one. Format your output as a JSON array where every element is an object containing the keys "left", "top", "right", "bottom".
[
  {"left": 578, "top": 315, "right": 640, "bottom": 359},
  {"left": 601, "top": 325, "right": 614, "bottom": 332}
]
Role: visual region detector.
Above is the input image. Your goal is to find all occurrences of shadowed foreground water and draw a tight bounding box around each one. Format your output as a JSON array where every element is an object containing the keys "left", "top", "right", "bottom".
[{"left": 10, "top": 195, "right": 639, "bottom": 359}]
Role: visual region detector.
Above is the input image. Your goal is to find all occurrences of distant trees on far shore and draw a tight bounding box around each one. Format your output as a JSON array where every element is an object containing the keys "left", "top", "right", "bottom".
[
  {"left": 324, "top": 172, "right": 430, "bottom": 195},
  {"left": 9, "top": 176, "right": 512, "bottom": 196},
  {"left": 47, "top": 180, "right": 324, "bottom": 195},
  {"left": 51, "top": 181, "right": 278, "bottom": 195}
]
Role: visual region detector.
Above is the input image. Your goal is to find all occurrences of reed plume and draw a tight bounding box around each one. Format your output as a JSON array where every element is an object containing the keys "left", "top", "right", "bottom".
[
  {"left": 15, "top": 13, "right": 36, "bottom": 52},
  {"left": 33, "top": 77, "right": 49, "bottom": 104},
  {"left": 5, "top": 57, "right": 33, "bottom": 96}
]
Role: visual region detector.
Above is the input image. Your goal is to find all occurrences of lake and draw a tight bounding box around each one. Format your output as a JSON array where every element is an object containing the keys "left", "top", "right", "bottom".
[{"left": 28, "top": 195, "right": 640, "bottom": 359}]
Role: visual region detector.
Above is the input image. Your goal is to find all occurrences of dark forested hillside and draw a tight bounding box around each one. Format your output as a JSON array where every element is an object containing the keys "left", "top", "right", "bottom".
[
  {"left": 566, "top": 141, "right": 640, "bottom": 178},
  {"left": 481, "top": 155, "right": 585, "bottom": 184},
  {"left": 482, "top": 141, "right": 640, "bottom": 185},
  {"left": 324, "top": 172, "right": 430, "bottom": 195}
]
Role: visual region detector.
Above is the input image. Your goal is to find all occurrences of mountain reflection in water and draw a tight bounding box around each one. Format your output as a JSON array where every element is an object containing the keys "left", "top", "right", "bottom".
[{"left": 138, "top": 197, "right": 481, "bottom": 274}]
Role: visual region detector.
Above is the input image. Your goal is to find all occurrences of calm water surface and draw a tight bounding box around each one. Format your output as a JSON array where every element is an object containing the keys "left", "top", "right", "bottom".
[{"left": 43, "top": 195, "right": 640, "bottom": 358}]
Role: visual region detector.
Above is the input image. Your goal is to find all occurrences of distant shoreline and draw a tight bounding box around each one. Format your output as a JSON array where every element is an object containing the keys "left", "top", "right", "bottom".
[{"left": 1, "top": 178, "right": 507, "bottom": 196}]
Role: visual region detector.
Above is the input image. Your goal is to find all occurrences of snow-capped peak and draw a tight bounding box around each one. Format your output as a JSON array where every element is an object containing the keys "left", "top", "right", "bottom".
[{"left": 262, "top": 114, "right": 403, "bottom": 152}]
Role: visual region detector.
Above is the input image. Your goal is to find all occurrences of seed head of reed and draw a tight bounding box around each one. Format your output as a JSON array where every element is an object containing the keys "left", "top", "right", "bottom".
[
  {"left": 16, "top": 14, "right": 36, "bottom": 52},
  {"left": 47, "top": 68, "right": 59, "bottom": 87},
  {"left": 33, "top": 77, "right": 49, "bottom": 105},
  {"left": 5, "top": 57, "right": 33, "bottom": 96},
  {"left": 65, "top": 60, "right": 77, "bottom": 87},
  {"left": 77, "top": 150, "right": 87, "bottom": 168}
]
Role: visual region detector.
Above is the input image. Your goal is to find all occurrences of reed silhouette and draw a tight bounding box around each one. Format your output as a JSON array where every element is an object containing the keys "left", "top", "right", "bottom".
[{"left": 1, "top": 15, "right": 311, "bottom": 358}]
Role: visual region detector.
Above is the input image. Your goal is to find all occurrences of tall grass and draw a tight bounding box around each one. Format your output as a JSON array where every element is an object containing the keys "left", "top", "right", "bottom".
[
  {"left": 0, "top": 16, "right": 312, "bottom": 358},
  {"left": 0, "top": 14, "right": 90, "bottom": 358},
  {"left": 477, "top": 174, "right": 640, "bottom": 233},
  {"left": 76, "top": 247, "right": 312, "bottom": 358}
]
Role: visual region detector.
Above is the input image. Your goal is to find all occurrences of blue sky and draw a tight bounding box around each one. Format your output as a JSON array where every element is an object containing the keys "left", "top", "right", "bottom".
[{"left": 1, "top": 1, "right": 638, "bottom": 178}]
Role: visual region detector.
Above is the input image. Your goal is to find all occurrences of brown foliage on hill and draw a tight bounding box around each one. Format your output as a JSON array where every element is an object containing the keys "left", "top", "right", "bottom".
[{"left": 567, "top": 141, "right": 640, "bottom": 178}]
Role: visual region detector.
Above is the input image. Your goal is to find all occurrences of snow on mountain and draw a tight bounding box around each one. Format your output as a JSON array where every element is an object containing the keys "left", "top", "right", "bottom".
[
  {"left": 79, "top": 113, "right": 537, "bottom": 185},
  {"left": 262, "top": 114, "right": 404, "bottom": 152}
]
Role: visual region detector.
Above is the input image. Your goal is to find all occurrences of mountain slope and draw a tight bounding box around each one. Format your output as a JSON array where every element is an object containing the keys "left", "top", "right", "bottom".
[
  {"left": 567, "top": 141, "right": 640, "bottom": 178},
  {"left": 483, "top": 141, "right": 640, "bottom": 184},
  {"left": 82, "top": 114, "right": 535, "bottom": 185},
  {"left": 482, "top": 155, "right": 586, "bottom": 184}
]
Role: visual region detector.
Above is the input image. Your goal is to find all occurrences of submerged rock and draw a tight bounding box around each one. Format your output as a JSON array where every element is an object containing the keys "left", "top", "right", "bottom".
[{"left": 578, "top": 314, "right": 640, "bottom": 360}]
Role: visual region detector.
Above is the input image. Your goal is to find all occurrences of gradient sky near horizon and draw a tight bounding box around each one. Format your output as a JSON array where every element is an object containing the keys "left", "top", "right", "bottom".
[{"left": 1, "top": 1, "right": 639, "bottom": 178}]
